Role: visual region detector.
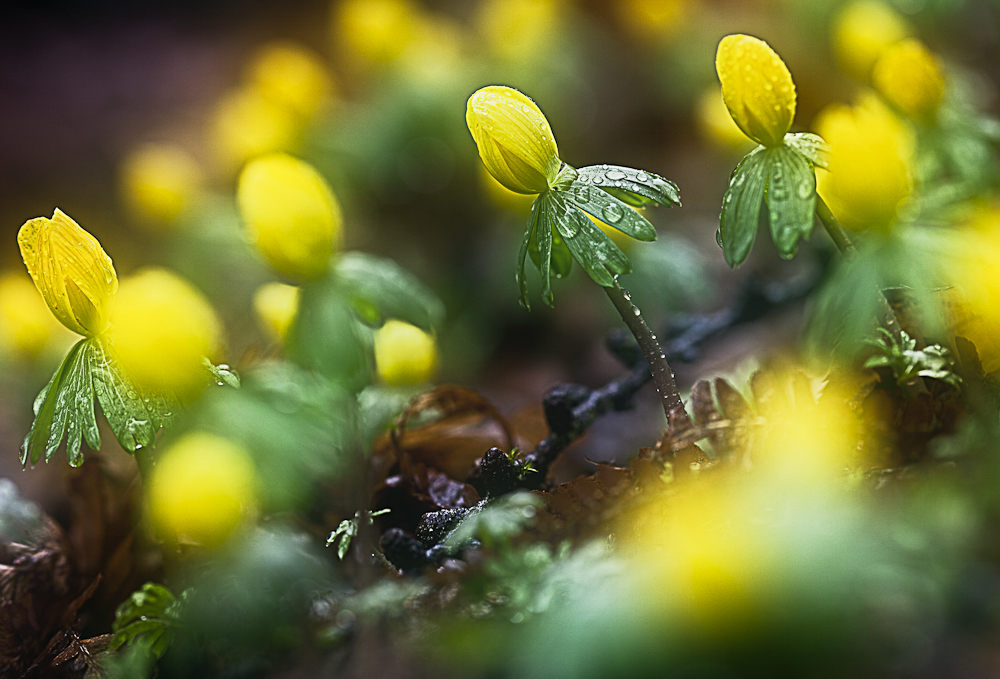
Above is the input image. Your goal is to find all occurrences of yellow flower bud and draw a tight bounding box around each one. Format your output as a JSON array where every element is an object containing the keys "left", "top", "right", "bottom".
[
  {"left": 333, "top": 0, "right": 419, "bottom": 66},
  {"left": 211, "top": 86, "right": 302, "bottom": 173},
  {"left": 945, "top": 232, "right": 1000, "bottom": 373},
  {"left": 715, "top": 34, "right": 797, "bottom": 148},
  {"left": 695, "top": 86, "right": 756, "bottom": 151},
  {"left": 148, "top": 432, "right": 256, "bottom": 546},
  {"left": 17, "top": 209, "right": 118, "bottom": 337},
  {"left": 616, "top": 0, "right": 695, "bottom": 42},
  {"left": 466, "top": 85, "right": 561, "bottom": 195},
  {"left": 109, "top": 268, "right": 222, "bottom": 401},
  {"left": 815, "top": 96, "right": 912, "bottom": 231},
  {"left": 246, "top": 41, "right": 332, "bottom": 120},
  {"left": 479, "top": 164, "right": 535, "bottom": 213},
  {"left": 374, "top": 319, "right": 438, "bottom": 385},
  {"left": 120, "top": 143, "right": 204, "bottom": 227},
  {"left": 0, "top": 272, "right": 63, "bottom": 358},
  {"left": 872, "top": 39, "right": 945, "bottom": 123},
  {"left": 237, "top": 153, "right": 343, "bottom": 281},
  {"left": 832, "top": 1, "right": 911, "bottom": 80},
  {"left": 253, "top": 281, "right": 300, "bottom": 342}
]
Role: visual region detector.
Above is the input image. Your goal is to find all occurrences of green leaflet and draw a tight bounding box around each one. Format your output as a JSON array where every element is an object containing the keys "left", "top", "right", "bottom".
[
  {"left": 21, "top": 339, "right": 91, "bottom": 467},
  {"left": 575, "top": 164, "right": 682, "bottom": 209},
  {"left": 548, "top": 192, "right": 631, "bottom": 287},
  {"left": 719, "top": 146, "right": 768, "bottom": 267},
  {"left": 91, "top": 339, "right": 174, "bottom": 454},
  {"left": 565, "top": 181, "right": 658, "bottom": 242},
  {"left": 110, "top": 582, "right": 186, "bottom": 660},
  {"left": 783, "top": 132, "right": 829, "bottom": 169},
  {"left": 718, "top": 142, "right": 818, "bottom": 267},
  {"left": 516, "top": 198, "right": 541, "bottom": 309},
  {"left": 334, "top": 252, "right": 446, "bottom": 332},
  {"left": 23, "top": 336, "right": 179, "bottom": 466},
  {"left": 766, "top": 144, "right": 816, "bottom": 259}
]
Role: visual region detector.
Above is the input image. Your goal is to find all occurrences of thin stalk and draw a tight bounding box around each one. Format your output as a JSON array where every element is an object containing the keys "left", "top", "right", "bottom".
[
  {"left": 815, "top": 195, "right": 928, "bottom": 396},
  {"left": 604, "top": 278, "right": 689, "bottom": 423}
]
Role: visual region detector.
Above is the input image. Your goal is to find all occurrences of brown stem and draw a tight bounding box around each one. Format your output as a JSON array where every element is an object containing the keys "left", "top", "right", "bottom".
[{"left": 604, "top": 278, "right": 690, "bottom": 423}]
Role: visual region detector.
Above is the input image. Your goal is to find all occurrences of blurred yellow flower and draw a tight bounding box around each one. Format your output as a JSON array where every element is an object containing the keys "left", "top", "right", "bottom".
[
  {"left": 109, "top": 268, "right": 222, "bottom": 401},
  {"left": 148, "top": 432, "right": 256, "bottom": 546},
  {"left": 715, "top": 34, "right": 796, "bottom": 148},
  {"left": 476, "top": 0, "right": 564, "bottom": 62},
  {"left": 121, "top": 143, "right": 204, "bottom": 227},
  {"left": 832, "top": 1, "right": 911, "bottom": 80},
  {"left": 211, "top": 86, "right": 302, "bottom": 173},
  {"left": 695, "top": 85, "right": 756, "bottom": 151},
  {"left": 946, "top": 231, "right": 1000, "bottom": 373},
  {"left": 466, "top": 85, "right": 561, "bottom": 195},
  {"left": 374, "top": 319, "right": 438, "bottom": 385},
  {"left": 0, "top": 272, "right": 61, "bottom": 358},
  {"left": 872, "top": 38, "right": 945, "bottom": 123},
  {"left": 253, "top": 281, "right": 301, "bottom": 342},
  {"left": 246, "top": 41, "right": 333, "bottom": 120},
  {"left": 237, "top": 153, "right": 343, "bottom": 281},
  {"left": 333, "top": 0, "right": 419, "bottom": 66},
  {"left": 815, "top": 96, "right": 912, "bottom": 231},
  {"left": 616, "top": 0, "right": 696, "bottom": 42},
  {"left": 18, "top": 209, "right": 118, "bottom": 337},
  {"left": 397, "top": 16, "right": 467, "bottom": 90}
]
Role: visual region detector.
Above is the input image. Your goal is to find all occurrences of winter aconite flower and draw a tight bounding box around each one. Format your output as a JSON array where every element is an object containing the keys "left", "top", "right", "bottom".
[
  {"left": 246, "top": 41, "right": 332, "bottom": 120},
  {"left": 253, "top": 281, "right": 301, "bottom": 342},
  {"left": 833, "top": 1, "right": 910, "bottom": 80},
  {"left": 466, "top": 86, "right": 562, "bottom": 195},
  {"left": 148, "top": 432, "right": 256, "bottom": 546},
  {"left": 716, "top": 34, "right": 796, "bottom": 148},
  {"left": 872, "top": 39, "right": 945, "bottom": 123},
  {"left": 374, "top": 319, "right": 438, "bottom": 385},
  {"left": 237, "top": 153, "right": 343, "bottom": 281},
  {"left": 18, "top": 209, "right": 118, "bottom": 337},
  {"left": 0, "top": 272, "right": 65, "bottom": 358},
  {"left": 121, "top": 143, "right": 204, "bottom": 227},
  {"left": 109, "top": 268, "right": 223, "bottom": 401},
  {"left": 816, "top": 96, "right": 911, "bottom": 231}
]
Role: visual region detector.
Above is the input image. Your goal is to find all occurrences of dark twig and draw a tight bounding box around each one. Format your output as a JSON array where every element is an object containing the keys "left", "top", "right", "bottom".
[{"left": 518, "top": 273, "right": 817, "bottom": 488}]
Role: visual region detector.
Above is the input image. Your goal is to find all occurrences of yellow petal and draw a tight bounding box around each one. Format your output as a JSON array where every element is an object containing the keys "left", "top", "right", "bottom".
[
  {"left": 466, "top": 85, "right": 561, "bottom": 195},
  {"left": 872, "top": 38, "right": 945, "bottom": 123},
  {"left": 109, "top": 268, "right": 223, "bottom": 401},
  {"left": 237, "top": 153, "right": 343, "bottom": 281},
  {"left": 715, "top": 34, "right": 796, "bottom": 147},
  {"left": 17, "top": 209, "right": 118, "bottom": 337},
  {"left": 374, "top": 319, "right": 438, "bottom": 385},
  {"left": 0, "top": 271, "right": 62, "bottom": 358}
]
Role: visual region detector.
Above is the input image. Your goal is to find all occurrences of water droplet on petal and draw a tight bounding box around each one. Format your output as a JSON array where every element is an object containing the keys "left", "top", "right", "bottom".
[
  {"left": 635, "top": 171, "right": 649, "bottom": 182},
  {"left": 606, "top": 170, "right": 626, "bottom": 181},
  {"left": 602, "top": 203, "right": 624, "bottom": 224}
]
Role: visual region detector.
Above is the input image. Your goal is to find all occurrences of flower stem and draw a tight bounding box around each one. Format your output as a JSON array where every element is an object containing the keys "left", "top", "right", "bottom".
[
  {"left": 604, "top": 278, "right": 689, "bottom": 423},
  {"left": 815, "top": 196, "right": 928, "bottom": 396}
]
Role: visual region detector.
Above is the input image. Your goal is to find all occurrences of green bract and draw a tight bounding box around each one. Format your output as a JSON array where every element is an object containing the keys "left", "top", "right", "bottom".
[
  {"left": 517, "top": 164, "right": 681, "bottom": 308},
  {"left": 718, "top": 132, "right": 828, "bottom": 267}
]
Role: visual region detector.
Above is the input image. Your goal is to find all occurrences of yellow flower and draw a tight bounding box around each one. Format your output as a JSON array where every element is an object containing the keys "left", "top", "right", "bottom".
[
  {"left": 715, "top": 34, "right": 796, "bottom": 148},
  {"left": 872, "top": 38, "right": 945, "bottom": 123},
  {"left": 120, "top": 143, "right": 204, "bottom": 227},
  {"left": 815, "top": 96, "right": 912, "bottom": 231},
  {"left": 466, "top": 85, "right": 561, "bottom": 195},
  {"left": 253, "top": 281, "right": 300, "bottom": 342},
  {"left": 237, "top": 153, "right": 343, "bottom": 281},
  {"left": 333, "top": 0, "right": 419, "bottom": 66},
  {"left": 616, "top": 0, "right": 696, "bottom": 42},
  {"left": 945, "top": 230, "right": 1000, "bottom": 373},
  {"left": 695, "top": 86, "right": 756, "bottom": 151},
  {"left": 374, "top": 319, "right": 438, "bottom": 385},
  {"left": 109, "top": 268, "right": 222, "bottom": 401},
  {"left": 0, "top": 272, "right": 63, "bottom": 358},
  {"left": 211, "top": 86, "right": 302, "bottom": 173},
  {"left": 479, "top": 164, "right": 535, "bottom": 213},
  {"left": 148, "top": 432, "right": 256, "bottom": 546},
  {"left": 832, "top": 1, "right": 911, "bottom": 80},
  {"left": 17, "top": 209, "right": 118, "bottom": 337},
  {"left": 246, "top": 41, "right": 333, "bottom": 120},
  {"left": 476, "top": 0, "right": 564, "bottom": 63}
]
